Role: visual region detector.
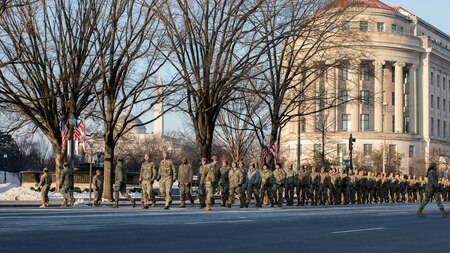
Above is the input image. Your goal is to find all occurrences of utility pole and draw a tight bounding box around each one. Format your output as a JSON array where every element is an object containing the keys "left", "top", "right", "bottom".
[{"left": 349, "top": 134, "right": 356, "bottom": 170}]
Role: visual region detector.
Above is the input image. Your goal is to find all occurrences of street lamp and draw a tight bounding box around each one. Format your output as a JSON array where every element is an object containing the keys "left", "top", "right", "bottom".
[{"left": 3, "top": 154, "right": 7, "bottom": 183}]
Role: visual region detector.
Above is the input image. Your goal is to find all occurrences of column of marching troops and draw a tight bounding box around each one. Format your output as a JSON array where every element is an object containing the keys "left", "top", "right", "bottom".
[{"left": 36, "top": 152, "right": 450, "bottom": 211}]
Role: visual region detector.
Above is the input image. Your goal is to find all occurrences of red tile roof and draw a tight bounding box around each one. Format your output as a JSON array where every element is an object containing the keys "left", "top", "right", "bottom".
[{"left": 328, "top": 0, "right": 395, "bottom": 11}]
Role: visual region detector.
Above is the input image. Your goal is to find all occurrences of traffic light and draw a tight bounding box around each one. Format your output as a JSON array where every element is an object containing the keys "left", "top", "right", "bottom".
[{"left": 349, "top": 134, "right": 356, "bottom": 150}]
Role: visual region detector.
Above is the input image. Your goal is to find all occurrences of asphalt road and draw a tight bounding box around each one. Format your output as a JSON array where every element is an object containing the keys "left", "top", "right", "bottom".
[{"left": 0, "top": 202, "right": 449, "bottom": 253}]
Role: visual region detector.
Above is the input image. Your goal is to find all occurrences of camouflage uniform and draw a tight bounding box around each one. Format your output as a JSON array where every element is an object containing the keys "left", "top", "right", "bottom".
[
  {"left": 38, "top": 169, "right": 52, "bottom": 207},
  {"left": 158, "top": 158, "right": 177, "bottom": 209},
  {"left": 60, "top": 164, "right": 75, "bottom": 207},
  {"left": 259, "top": 167, "right": 275, "bottom": 207},
  {"left": 178, "top": 163, "right": 194, "bottom": 207},
  {"left": 339, "top": 170, "right": 350, "bottom": 205},
  {"left": 92, "top": 173, "right": 103, "bottom": 206},
  {"left": 227, "top": 166, "right": 244, "bottom": 208},
  {"left": 318, "top": 170, "right": 329, "bottom": 205},
  {"left": 284, "top": 167, "right": 296, "bottom": 206},
  {"left": 140, "top": 160, "right": 157, "bottom": 208},
  {"left": 273, "top": 166, "right": 286, "bottom": 207},
  {"left": 218, "top": 165, "right": 230, "bottom": 207},
  {"left": 309, "top": 169, "right": 320, "bottom": 205},
  {"left": 113, "top": 161, "right": 135, "bottom": 208},
  {"left": 200, "top": 161, "right": 216, "bottom": 210},
  {"left": 330, "top": 170, "right": 340, "bottom": 205},
  {"left": 417, "top": 163, "right": 449, "bottom": 217},
  {"left": 246, "top": 167, "right": 261, "bottom": 207},
  {"left": 296, "top": 168, "right": 310, "bottom": 206}
]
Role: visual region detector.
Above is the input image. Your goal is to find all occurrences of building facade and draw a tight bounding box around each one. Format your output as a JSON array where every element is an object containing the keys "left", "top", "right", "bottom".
[{"left": 281, "top": 0, "right": 450, "bottom": 175}]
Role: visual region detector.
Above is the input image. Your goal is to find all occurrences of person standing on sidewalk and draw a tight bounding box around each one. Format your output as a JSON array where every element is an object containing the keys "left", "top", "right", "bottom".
[{"left": 37, "top": 167, "right": 52, "bottom": 208}]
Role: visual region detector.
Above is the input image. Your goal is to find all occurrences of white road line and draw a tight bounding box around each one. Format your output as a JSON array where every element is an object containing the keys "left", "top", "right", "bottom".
[
  {"left": 332, "top": 227, "right": 385, "bottom": 234},
  {"left": 184, "top": 220, "right": 253, "bottom": 225}
]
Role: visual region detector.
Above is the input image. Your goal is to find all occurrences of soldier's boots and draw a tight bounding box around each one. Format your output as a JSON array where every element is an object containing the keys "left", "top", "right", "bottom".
[
  {"left": 164, "top": 205, "right": 170, "bottom": 210},
  {"left": 226, "top": 204, "right": 231, "bottom": 208},
  {"left": 70, "top": 198, "right": 76, "bottom": 206},
  {"left": 440, "top": 209, "right": 449, "bottom": 217},
  {"left": 45, "top": 202, "right": 50, "bottom": 207},
  {"left": 180, "top": 201, "right": 186, "bottom": 208},
  {"left": 416, "top": 210, "right": 424, "bottom": 217},
  {"left": 111, "top": 203, "right": 119, "bottom": 208},
  {"left": 190, "top": 199, "right": 195, "bottom": 207},
  {"left": 200, "top": 203, "right": 206, "bottom": 209},
  {"left": 39, "top": 204, "right": 47, "bottom": 208},
  {"left": 152, "top": 201, "right": 156, "bottom": 207},
  {"left": 205, "top": 204, "right": 212, "bottom": 211},
  {"left": 131, "top": 199, "right": 136, "bottom": 208},
  {"left": 143, "top": 205, "right": 149, "bottom": 209},
  {"left": 60, "top": 202, "right": 68, "bottom": 207}
]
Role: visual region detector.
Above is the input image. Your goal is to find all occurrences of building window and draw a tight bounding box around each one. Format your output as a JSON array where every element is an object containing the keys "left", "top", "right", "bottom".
[
  {"left": 392, "top": 92, "right": 395, "bottom": 105},
  {"left": 392, "top": 115, "right": 395, "bottom": 132},
  {"left": 360, "top": 90, "right": 370, "bottom": 104},
  {"left": 391, "top": 24, "right": 397, "bottom": 33},
  {"left": 444, "top": 99, "right": 446, "bottom": 112},
  {"left": 404, "top": 116, "right": 409, "bottom": 133},
  {"left": 377, "top": 22, "right": 384, "bottom": 32},
  {"left": 437, "top": 97, "right": 440, "bottom": 110},
  {"left": 314, "top": 144, "right": 322, "bottom": 155},
  {"left": 431, "top": 72, "right": 434, "bottom": 85},
  {"left": 431, "top": 95, "right": 434, "bottom": 108},
  {"left": 337, "top": 144, "right": 347, "bottom": 157},
  {"left": 360, "top": 114, "right": 369, "bottom": 131},
  {"left": 431, "top": 117, "right": 434, "bottom": 136},
  {"left": 363, "top": 144, "right": 372, "bottom": 156},
  {"left": 437, "top": 119, "right": 441, "bottom": 137},
  {"left": 448, "top": 79, "right": 450, "bottom": 90},
  {"left": 360, "top": 64, "right": 370, "bottom": 80},
  {"left": 300, "top": 118, "right": 306, "bottom": 133},
  {"left": 360, "top": 21, "right": 368, "bottom": 32},
  {"left": 437, "top": 74, "right": 440, "bottom": 87},
  {"left": 409, "top": 145, "right": 415, "bottom": 158},
  {"left": 341, "top": 90, "right": 349, "bottom": 102},
  {"left": 389, "top": 144, "right": 396, "bottom": 155},
  {"left": 444, "top": 121, "right": 447, "bottom": 138},
  {"left": 400, "top": 26, "right": 404, "bottom": 33},
  {"left": 342, "top": 21, "right": 350, "bottom": 31},
  {"left": 342, "top": 65, "right": 349, "bottom": 80},
  {"left": 444, "top": 77, "right": 446, "bottom": 90},
  {"left": 341, "top": 114, "right": 350, "bottom": 131}
]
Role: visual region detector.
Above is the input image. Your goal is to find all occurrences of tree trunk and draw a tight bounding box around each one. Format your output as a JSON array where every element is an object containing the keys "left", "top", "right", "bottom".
[
  {"left": 103, "top": 142, "right": 115, "bottom": 201},
  {"left": 52, "top": 144, "right": 65, "bottom": 193}
]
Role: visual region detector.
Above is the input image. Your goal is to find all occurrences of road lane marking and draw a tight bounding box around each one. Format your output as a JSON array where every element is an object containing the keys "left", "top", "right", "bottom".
[
  {"left": 332, "top": 227, "right": 385, "bottom": 234},
  {"left": 184, "top": 220, "right": 253, "bottom": 225}
]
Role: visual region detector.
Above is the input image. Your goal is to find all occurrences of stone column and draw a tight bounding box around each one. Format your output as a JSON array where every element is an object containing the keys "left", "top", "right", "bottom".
[
  {"left": 373, "top": 61, "right": 385, "bottom": 132},
  {"left": 408, "top": 65, "right": 417, "bottom": 134},
  {"left": 394, "top": 62, "right": 405, "bottom": 133}
]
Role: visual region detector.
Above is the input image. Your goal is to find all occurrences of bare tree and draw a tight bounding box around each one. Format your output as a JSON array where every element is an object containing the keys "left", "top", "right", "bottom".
[
  {"left": 93, "top": 0, "right": 175, "bottom": 200},
  {"left": 154, "top": 0, "right": 266, "bottom": 160},
  {"left": 244, "top": 0, "right": 368, "bottom": 152},
  {"left": 0, "top": 0, "right": 104, "bottom": 189}
]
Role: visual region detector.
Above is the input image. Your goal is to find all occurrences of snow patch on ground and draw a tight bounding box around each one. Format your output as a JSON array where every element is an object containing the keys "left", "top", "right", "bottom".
[
  {"left": 0, "top": 183, "right": 41, "bottom": 201},
  {"left": 0, "top": 171, "right": 21, "bottom": 185}
]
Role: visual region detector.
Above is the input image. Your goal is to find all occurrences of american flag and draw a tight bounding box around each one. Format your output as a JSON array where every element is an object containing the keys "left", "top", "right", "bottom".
[
  {"left": 260, "top": 145, "right": 269, "bottom": 165},
  {"left": 269, "top": 143, "right": 278, "bottom": 164},
  {"left": 74, "top": 120, "right": 87, "bottom": 152},
  {"left": 61, "top": 121, "right": 69, "bottom": 148}
]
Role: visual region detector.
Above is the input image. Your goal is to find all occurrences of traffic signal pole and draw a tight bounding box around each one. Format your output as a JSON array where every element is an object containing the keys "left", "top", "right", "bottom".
[{"left": 349, "top": 134, "right": 356, "bottom": 170}]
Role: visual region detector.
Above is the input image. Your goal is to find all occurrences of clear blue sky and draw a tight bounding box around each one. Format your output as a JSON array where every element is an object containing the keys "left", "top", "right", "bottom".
[{"left": 382, "top": 0, "right": 450, "bottom": 35}]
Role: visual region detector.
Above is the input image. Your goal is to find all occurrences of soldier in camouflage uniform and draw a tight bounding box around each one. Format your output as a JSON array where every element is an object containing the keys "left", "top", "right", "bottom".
[
  {"left": 417, "top": 162, "right": 449, "bottom": 217},
  {"left": 139, "top": 154, "right": 157, "bottom": 208},
  {"left": 273, "top": 163, "right": 286, "bottom": 207},
  {"left": 339, "top": 168, "right": 350, "bottom": 205},
  {"left": 198, "top": 158, "right": 208, "bottom": 208},
  {"left": 366, "top": 171, "right": 375, "bottom": 204},
  {"left": 348, "top": 169, "right": 357, "bottom": 204},
  {"left": 329, "top": 168, "right": 340, "bottom": 205},
  {"left": 246, "top": 163, "right": 261, "bottom": 207},
  {"left": 284, "top": 164, "right": 296, "bottom": 206},
  {"left": 38, "top": 167, "right": 52, "bottom": 208},
  {"left": 239, "top": 161, "right": 248, "bottom": 205},
  {"left": 318, "top": 167, "right": 329, "bottom": 205},
  {"left": 227, "top": 161, "right": 245, "bottom": 208},
  {"left": 178, "top": 157, "right": 194, "bottom": 208},
  {"left": 60, "top": 162, "right": 75, "bottom": 207},
  {"left": 259, "top": 163, "right": 275, "bottom": 207},
  {"left": 218, "top": 160, "right": 230, "bottom": 207},
  {"left": 358, "top": 171, "right": 367, "bottom": 204},
  {"left": 157, "top": 152, "right": 177, "bottom": 210},
  {"left": 201, "top": 156, "right": 218, "bottom": 211},
  {"left": 112, "top": 157, "right": 136, "bottom": 208},
  {"left": 380, "top": 173, "right": 390, "bottom": 204},
  {"left": 296, "top": 166, "right": 310, "bottom": 206},
  {"left": 309, "top": 166, "right": 320, "bottom": 205},
  {"left": 92, "top": 169, "right": 103, "bottom": 207}
]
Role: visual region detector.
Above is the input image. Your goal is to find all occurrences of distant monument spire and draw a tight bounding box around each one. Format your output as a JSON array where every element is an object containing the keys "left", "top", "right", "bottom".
[{"left": 153, "top": 77, "right": 164, "bottom": 137}]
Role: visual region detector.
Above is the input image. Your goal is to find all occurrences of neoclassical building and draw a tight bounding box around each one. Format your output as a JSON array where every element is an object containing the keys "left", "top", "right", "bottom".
[{"left": 281, "top": 0, "right": 450, "bottom": 175}]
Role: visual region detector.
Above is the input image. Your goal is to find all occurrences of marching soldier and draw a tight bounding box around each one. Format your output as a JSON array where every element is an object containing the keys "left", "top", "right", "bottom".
[
  {"left": 112, "top": 157, "right": 136, "bottom": 208},
  {"left": 246, "top": 163, "right": 261, "bottom": 207},
  {"left": 139, "top": 154, "right": 157, "bottom": 209},
  {"left": 296, "top": 165, "right": 310, "bottom": 206},
  {"left": 318, "top": 167, "right": 329, "bottom": 205},
  {"left": 227, "top": 161, "right": 245, "bottom": 208},
  {"left": 273, "top": 163, "right": 286, "bottom": 207},
  {"left": 218, "top": 160, "right": 231, "bottom": 207},
  {"left": 260, "top": 163, "right": 275, "bottom": 207},
  {"left": 329, "top": 168, "right": 340, "bottom": 205},
  {"left": 239, "top": 161, "right": 248, "bottom": 205},
  {"left": 309, "top": 167, "right": 320, "bottom": 205},
  {"left": 200, "top": 156, "right": 217, "bottom": 211},
  {"left": 60, "top": 162, "right": 75, "bottom": 207},
  {"left": 417, "top": 162, "right": 449, "bottom": 217},
  {"left": 37, "top": 167, "right": 52, "bottom": 208},
  {"left": 198, "top": 158, "right": 208, "bottom": 208},
  {"left": 92, "top": 169, "right": 103, "bottom": 207},
  {"left": 157, "top": 152, "right": 177, "bottom": 210},
  {"left": 285, "top": 164, "right": 296, "bottom": 206},
  {"left": 178, "top": 157, "right": 194, "bottom": 208}
]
